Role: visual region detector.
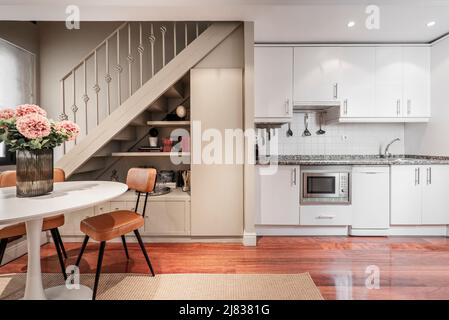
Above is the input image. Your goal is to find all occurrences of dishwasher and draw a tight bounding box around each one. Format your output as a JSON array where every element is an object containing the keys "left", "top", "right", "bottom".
[{"left": 350, "top": 166, "right": 390, "bottom": 236}]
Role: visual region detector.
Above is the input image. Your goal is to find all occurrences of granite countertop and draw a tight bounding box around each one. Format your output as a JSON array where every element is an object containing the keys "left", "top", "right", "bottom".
[{"left": 256, "top": 155, "right": 449, "bottom": 166}]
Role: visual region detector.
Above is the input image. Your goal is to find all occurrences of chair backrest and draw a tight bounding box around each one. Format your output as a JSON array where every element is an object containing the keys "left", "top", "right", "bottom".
[
  {"left": 0, "top": 168, "right": 66, "bottom": 188},
  {"left": 126, "top": 168, "right": 157, "bottom": 217}
]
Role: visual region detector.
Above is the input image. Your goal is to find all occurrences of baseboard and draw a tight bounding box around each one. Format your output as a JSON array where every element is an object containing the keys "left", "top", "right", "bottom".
[
  {"left": 388, "top": 225, "right": 448, "bottom": 236},
  {"left": 349, "top": 228, "right": 390, "bottom": 236},
  {"left": 242, "top": 231, "right": 257, "bottom": 246},
  {"left": 256, "top": 225, "right": 349, "bottom": 236},
  {"left": 1, "top": 232, "right": 48, "bottom": 266},
  {"left": 60, "top": 235, "right": 243, "bottom": 243}
]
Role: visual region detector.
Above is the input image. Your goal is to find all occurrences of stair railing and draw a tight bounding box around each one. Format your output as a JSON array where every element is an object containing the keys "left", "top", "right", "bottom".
[{"left": 60, "top": 21, "right": 209, "bottom": 153}]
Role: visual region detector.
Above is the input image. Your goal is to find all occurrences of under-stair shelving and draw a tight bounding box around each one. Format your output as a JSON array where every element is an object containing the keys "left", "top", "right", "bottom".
[
  {"left": 146, "top": 121, "right": 190, "bottom": 127},
  {"left": 111, "top": 152, "right": 191, "bottom": 157}
]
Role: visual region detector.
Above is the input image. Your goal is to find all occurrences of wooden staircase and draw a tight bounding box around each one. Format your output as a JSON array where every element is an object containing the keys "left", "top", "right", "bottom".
[{"left": 56, "top": 22, "right": 240, "bottom": 177}]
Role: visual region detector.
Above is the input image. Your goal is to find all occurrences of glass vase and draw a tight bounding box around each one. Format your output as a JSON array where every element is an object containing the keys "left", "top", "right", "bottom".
[{"left": 16, "top": 149, "right": 54, "bottom": 197}]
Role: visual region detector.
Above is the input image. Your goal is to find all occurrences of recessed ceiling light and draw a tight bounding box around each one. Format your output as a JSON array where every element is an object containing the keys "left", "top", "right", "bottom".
[
  {"left": 427, "top": 21, "right": 436, "bottom": 27},
  {"left": 347, "top": 21, "right": 356, "bottom": 28}
]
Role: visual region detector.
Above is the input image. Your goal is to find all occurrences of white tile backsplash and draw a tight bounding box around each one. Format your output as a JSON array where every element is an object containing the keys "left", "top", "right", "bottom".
[{"left": 275, "top": 113, "right": 405, "bottom": 155}]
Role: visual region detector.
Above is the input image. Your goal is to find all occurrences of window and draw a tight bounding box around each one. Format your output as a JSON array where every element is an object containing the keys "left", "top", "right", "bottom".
[{"left": 0, "top": 37, "right": 35, "bottom": 164}]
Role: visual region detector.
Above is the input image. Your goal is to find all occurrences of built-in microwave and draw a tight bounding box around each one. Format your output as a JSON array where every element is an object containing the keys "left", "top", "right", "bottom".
[{"left": 301, "top": 166, "right": 351, "bottom": 205}]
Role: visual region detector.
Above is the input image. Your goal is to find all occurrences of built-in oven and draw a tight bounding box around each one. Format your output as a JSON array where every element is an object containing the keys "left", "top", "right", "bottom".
[{"left": 301, "top": 166, "right": 351, "bottom": 205}]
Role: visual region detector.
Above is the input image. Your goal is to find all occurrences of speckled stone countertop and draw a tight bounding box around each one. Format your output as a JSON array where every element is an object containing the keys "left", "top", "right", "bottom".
[{"left": 256, "top": 155, "right": 449, "bottom": 166}]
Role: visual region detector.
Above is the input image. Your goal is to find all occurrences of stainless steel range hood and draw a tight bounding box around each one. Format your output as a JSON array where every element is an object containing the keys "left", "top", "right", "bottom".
[{"left": 293, "top": 101, "right": 340, "bottom": 112}]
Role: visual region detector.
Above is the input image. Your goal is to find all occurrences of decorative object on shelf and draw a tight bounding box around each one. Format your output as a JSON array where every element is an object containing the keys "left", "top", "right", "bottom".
[
  {"left": 175, "top": 105, "right": 187, "bottom": 119},
  {"left": 148, "top": 127, "right": 159, "bottom": 147},
  {"left": 110, "top": 169, "right": 119, "bottom": 182},
  {"left": 0, "top": 104, "right": 80, "bottom": 197},
  {"left": 162, "top": 138, "right": 173, "bottom": 152},
  {"left": 180, "top": 136, "right": 190, "bottom": 152},
  {"left": 181, "top": 170, "right": 191, "bottom": 192}
]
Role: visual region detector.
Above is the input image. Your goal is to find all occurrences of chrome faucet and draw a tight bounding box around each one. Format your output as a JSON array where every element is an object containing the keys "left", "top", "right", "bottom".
[{"left": 382, "top": 138, "right": 401, "bottom": 158}]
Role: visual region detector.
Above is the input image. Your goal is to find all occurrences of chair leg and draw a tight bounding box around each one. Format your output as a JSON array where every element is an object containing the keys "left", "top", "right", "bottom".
[
  {"left": 0, "top": 238, "right": 8, "bottom": 265},
  {"left": 92, "top": 241, "right": 106, "bottom": 300},
  {"left": 75, "top": 235, "right": 89, "bottom": 267},
  {"left": 55, "top": 228, "right": 67, "bottom": 259},
  {"left": 50, "top": 229, "right": 67, "bottom": 280},
  {"left": 133, "top": 229, "right": 155, "bottom": 276},
  {"left": 121, "top": 235, "right": 129, "bottom": 259}
]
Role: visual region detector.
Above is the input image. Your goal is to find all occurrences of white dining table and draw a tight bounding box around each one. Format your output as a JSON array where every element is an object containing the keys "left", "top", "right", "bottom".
[{"left": 0, "top": 181, "right": 128, "bottom": 300}]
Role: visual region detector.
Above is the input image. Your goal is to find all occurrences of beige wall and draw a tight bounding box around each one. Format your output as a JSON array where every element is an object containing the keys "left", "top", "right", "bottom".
[{"left": 38, "top": 22, "right": 122, "bottom": 120}]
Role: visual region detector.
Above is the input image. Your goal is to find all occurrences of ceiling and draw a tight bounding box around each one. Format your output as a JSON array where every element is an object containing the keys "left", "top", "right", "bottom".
[{"left": 1, "top": 0, "right": 449, "bottom": 43}]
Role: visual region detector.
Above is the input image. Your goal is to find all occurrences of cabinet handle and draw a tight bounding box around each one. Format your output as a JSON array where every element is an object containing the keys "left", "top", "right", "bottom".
[
  {"left": 343, "top": 99, "right": 348, "bottom": 115},
  {"left": 429, "top": 167, "right": 432, "bottom": 185},
  {"left": 292, "top": 168, "right": 297, "bottom": 186},
  {"left": 285, "top": 99, "right": 290, "bottom": 115},
  {"left": 415, "top": 168, "right": 418, "bottom": 185},
  {"left": 407, "top": 99, "right": 412, "bottom": 115},
  {"left": 396, "top": 99, "right": 401, "bottom": 116},
  {"left": 316, "top": 215, "right": 336, "bottom": 220},
  {"left": 333, "top": 83, "right": 338, "bottom": 99},
  {"left": 417, "top": 167, "right": 420, "bottom": 185}
]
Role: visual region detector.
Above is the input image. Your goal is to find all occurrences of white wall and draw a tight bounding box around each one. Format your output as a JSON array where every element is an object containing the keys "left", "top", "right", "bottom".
[
  {"left": 404, "top": 36, "right": 449, "bottom": 156},
  {"left": 277, "top": 113, "right": 405, "bottom": 156}
]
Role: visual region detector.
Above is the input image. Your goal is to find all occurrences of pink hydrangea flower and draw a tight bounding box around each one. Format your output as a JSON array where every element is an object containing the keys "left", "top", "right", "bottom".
[
  {"left": 54, "top": 120, "right": 80, "bottom": 141},
  {"left": 0, "top": 108, "right": 15, "bottom": 120},
  {"left": 15, "top": 104, "right": 47, "bottom": 118},
  {"left": 16, "top": 114, "right": 51, "bottom": 139}
]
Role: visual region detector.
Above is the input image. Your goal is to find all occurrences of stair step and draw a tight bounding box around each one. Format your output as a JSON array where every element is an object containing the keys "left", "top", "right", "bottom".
[
  {"left": 147, "top": 96, "right": 168, "bottom": 113},
  {"left": 164, "top": 82, "right": 184, "bottom": 98},
  {"left": 112, "top": 127, "right": 136, "bottom": 141}
]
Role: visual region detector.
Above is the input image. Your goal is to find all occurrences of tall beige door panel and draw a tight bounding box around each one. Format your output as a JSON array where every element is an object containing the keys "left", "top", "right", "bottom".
[{"left": 191, "top": 68, "right": 244, "bottom": 236}]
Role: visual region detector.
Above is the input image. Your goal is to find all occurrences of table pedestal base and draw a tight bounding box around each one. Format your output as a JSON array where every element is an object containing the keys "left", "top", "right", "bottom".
[{"left": 45, "top": 285, "right": 93, "bottom": 300}]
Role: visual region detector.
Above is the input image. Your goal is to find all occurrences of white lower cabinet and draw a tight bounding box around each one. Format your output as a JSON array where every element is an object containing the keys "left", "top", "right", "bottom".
[
  {"left": 351, "top": 166, "right": 390, "bottom": 230},
  {"left": 60, "top": 189, "right": 191, "bottom": 237},
  {"left": 391, "top": 165, "right": 449, "bottom": 225},
  {"left": 257, "top": 165, "right": 300, "bottom": 225},
  {"left": 300, "top": 205, "right": 352, "bottom": 226}
]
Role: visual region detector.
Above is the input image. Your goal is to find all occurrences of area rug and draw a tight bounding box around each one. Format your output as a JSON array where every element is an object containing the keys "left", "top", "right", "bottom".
[{"left": 0, "top": 273, "right": 323, "bottom": 300}]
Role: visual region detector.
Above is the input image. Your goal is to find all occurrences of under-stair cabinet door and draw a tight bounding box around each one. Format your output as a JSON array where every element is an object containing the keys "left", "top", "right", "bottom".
[
  {"left": 254, "top": 47, "right": 293, "bottom": 120},
  {"left": 293, "top": 46, "right": 341, "bottom": 104},
  {"left": 339, "top": 47, "right": 376, "bottom": 118},
  {"left": 190, "top": 68, "right": 244, "bottom": 236},
  {"left": 402, "top": 47, "right": 431, "bottom": 118}
]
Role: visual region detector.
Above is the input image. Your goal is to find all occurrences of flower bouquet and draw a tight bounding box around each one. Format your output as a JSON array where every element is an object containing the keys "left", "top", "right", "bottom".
[{"left": 0, "top": 104, "right": 80, "bottom": 197}]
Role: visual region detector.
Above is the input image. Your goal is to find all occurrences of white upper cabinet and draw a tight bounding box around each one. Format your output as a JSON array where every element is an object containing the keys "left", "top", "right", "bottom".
[
  {"left": 290, "top": 45, "right": 431, "bottom": 122},
  {"left": 255, "top": 47, "right": 293, "bottom": 121},
  {"left": 293, "top": 47, "right": 341, "bottom": 105},
  {"left": 339, "top": 47, "right": 376, "bottom": 118},
  {"left": 402, "top": 47, "right": 431, "bottom": 118},
  {"left": 374, "top": 47, "right": 403, "bottom": 118}
]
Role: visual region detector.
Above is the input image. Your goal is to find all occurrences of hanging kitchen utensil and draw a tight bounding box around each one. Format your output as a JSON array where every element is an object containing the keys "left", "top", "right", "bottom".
[
  {"left": 287, "top": 122, "right": 293, "bottom": 137},
  {"left": 303, "top": 113, "right": 312, "bottom": 137},
  {"left": 316, "top": 113, "right": 326, "bottom": 135}
]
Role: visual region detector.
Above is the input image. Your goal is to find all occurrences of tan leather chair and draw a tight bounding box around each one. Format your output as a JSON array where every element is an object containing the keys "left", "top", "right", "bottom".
[
  {"left": 0, "top": 168, "right": 68, "bottom": 279},
  {"left": 75, "top": 168, "right": 157, "bottom": 300}
]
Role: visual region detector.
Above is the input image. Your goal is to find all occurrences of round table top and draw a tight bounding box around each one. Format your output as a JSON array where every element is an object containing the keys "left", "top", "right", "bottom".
[{"left": 0, "top": 181, "right": 128, "bottom": 225}]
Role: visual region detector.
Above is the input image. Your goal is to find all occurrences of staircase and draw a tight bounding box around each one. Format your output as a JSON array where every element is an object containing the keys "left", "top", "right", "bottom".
[{"left": 56, "top": 21, "right": 241, "bottom": 178}]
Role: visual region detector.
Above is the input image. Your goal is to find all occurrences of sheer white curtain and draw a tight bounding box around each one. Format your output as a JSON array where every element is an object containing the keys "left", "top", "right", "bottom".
[{"left": 0, "top": 37, "right": 35, "bottom": 159}]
